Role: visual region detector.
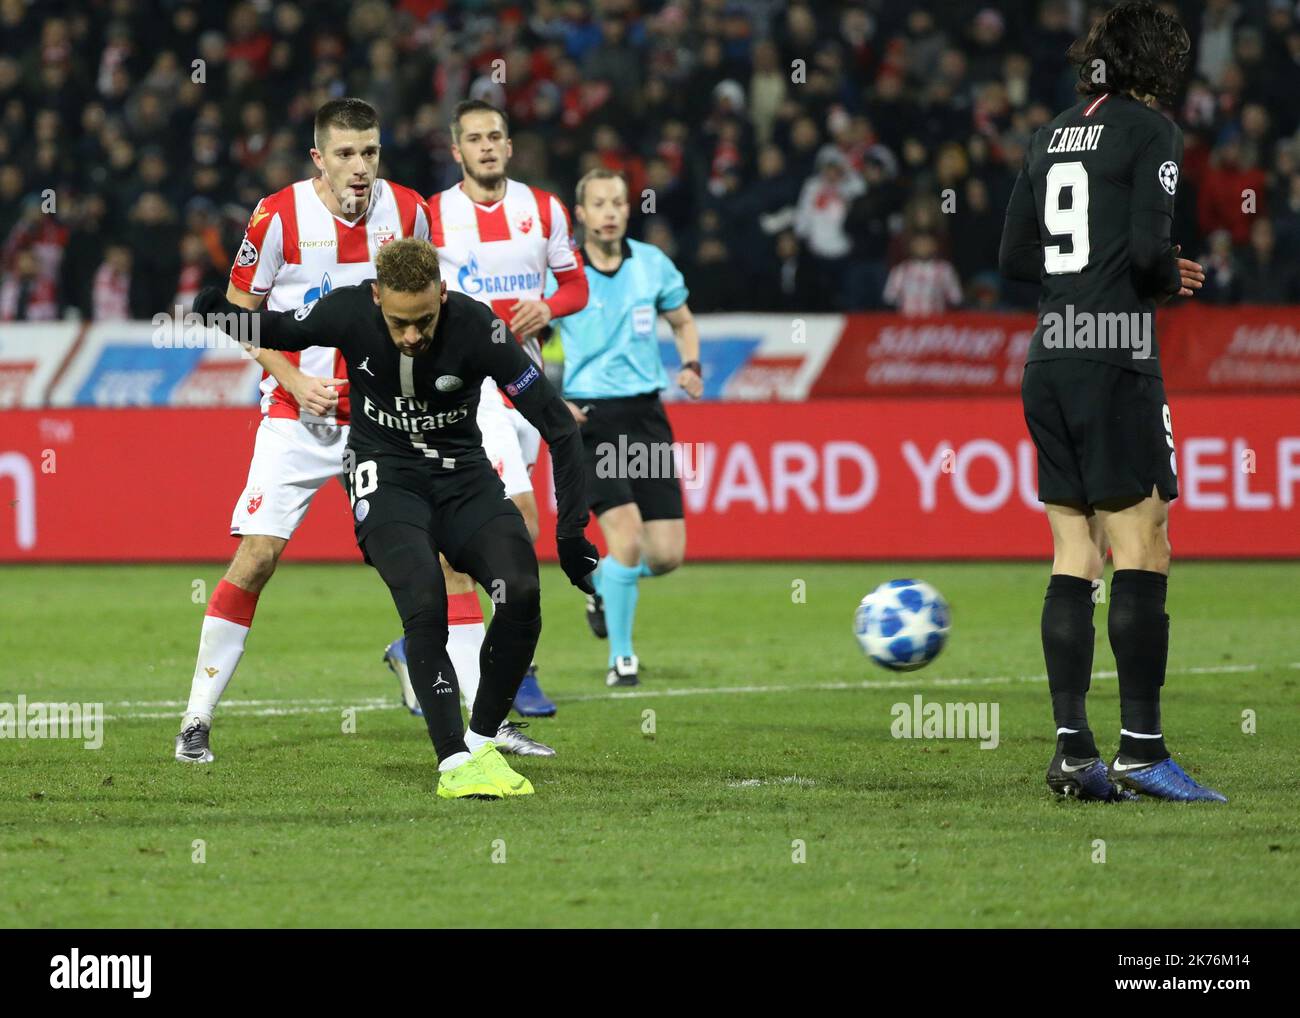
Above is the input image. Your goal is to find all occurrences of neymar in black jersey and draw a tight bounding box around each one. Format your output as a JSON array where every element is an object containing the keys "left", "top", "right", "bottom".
[
  {"left": 998, "top": 1, "right": 1225, "bottom": 802},
  {"left": 194, "top": 238, "right": 600, "bottom": 799}
]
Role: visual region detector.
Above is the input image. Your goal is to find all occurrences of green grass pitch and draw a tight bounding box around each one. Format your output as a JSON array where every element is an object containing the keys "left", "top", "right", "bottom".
[{"left": 1, "top": 562, "right": 1296, "bottom": 928}]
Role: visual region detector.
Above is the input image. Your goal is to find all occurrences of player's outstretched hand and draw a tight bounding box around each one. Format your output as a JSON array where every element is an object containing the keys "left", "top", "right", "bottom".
[{"left": 557, "top": 534, "right": 600, "bottom": 595}]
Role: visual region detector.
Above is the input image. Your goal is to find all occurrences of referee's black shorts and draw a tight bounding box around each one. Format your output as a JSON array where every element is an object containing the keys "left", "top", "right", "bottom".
[
  {"left": 576, "top": 392, "right": 685, "bottom": 520},
  {"left": 1021, "top": 359, "right": 1179, "bottom": 509}
]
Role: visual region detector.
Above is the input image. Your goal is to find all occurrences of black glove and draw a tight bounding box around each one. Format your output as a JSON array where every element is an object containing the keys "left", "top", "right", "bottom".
[
  {"left": 193, "top": 286, "right": 235, "bottom": 318},
  {"left": 556, "top": 534, "right": 600, "bottom": 595}
]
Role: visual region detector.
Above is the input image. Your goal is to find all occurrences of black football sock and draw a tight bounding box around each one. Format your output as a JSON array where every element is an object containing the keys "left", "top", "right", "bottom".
[
  {"left": 1109, "top": 569, "right": 1170, "bottom": 763},
  {"left": 1042, "top": 574, "right": 1099, "bottom": 759},
  {"left": 404, "top": 616, "right": 468, "bottom": 762},
  {"left": 468, "top": 610, "right": 541, "bottom": 737}
]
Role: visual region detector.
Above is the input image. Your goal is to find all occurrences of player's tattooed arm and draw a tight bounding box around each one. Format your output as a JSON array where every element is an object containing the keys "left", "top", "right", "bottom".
[{"left": 224, "top": 284, "right": 344, "bottom": 416}]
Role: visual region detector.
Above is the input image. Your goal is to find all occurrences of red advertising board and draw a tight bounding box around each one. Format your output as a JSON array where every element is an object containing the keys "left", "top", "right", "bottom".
[
  {"left": 2, "top": 398, "right": 1295, "bottom": 562},
  {"left": 812, "top": 307, "right": 1300, "bottom": 397}
]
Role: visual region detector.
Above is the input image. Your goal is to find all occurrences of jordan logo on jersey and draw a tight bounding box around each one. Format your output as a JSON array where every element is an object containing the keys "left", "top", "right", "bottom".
[{"left": 357, "top": 357, "right": 375, "bottom": 376}]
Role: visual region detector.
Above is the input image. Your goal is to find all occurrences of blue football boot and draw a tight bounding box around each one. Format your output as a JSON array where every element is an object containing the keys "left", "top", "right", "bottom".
[
  {"left": 1110, "top": 756, "right": 1228, "bottom": 803},
  {"left": 512, "top": 663, "right": 557, "bottom": 717}
]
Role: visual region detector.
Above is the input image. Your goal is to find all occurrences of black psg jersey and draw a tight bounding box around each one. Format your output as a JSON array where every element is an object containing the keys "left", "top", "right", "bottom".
[
  {"left": 1000, "top": 92, "right": 1185, "bottom": 376},
  {"left": 240, "top": 282, "right": 589, "bottom": 538}
]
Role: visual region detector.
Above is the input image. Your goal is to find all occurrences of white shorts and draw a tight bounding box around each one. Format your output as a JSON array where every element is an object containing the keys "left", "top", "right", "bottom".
[
  {"left": 478, "top": 381, "right": 540, "bottom": 498},
  {"left": 230, "top": 417, "right": 349, "bottom": 540}
]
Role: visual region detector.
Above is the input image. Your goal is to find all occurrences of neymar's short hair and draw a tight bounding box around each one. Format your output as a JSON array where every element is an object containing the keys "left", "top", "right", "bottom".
[
  {"left": 375, "top": 238, "right": 441, "bottom": 292},
  {"left": 314, "top": 98, "right": 380, "bottom": 150},
  {"left": 1067, "top": 1, "right": 1190, "bottom": 106}
]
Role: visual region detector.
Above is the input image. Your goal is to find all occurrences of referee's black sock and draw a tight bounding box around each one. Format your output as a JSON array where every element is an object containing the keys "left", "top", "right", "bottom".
[
  {"left": 1042, "top": 574, "right": 1099, "bottom": 759},
  {"left": 404, "top": 616, "right": 469, "bottom": 762},
  {"left": 1109, "top": 569, "right": 1170, "bottom": 763},
  {"left": 469, "top": 609, "right": 541, "bottom": 737}
]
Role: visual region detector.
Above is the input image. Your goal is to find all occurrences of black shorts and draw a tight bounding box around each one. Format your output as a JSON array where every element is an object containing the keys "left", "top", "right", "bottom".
[
  {"left": 345, "top": 451, "right": 521, "bottom": 569},
  {"left": 1021, "top": 359, "right": 1179, "bottom": 508},
  {"left": 577, "top": 392, "right": 684, "bottom": 520}
]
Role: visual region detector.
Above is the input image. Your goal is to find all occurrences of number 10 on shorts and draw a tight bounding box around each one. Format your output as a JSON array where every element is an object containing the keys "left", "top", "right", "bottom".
[{"left": 350, "top": 459, "right": 378, "bottom": 506}]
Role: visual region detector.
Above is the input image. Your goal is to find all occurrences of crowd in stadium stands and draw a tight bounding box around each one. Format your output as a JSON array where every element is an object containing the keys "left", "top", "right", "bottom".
[{"left": 6, "top": 0, "right": 1300, "bottom": 323}]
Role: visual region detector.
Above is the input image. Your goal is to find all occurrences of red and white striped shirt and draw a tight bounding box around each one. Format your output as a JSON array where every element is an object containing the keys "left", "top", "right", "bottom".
[
  {"left": 883, "top": 258, "right": 964, "bottom": 317},
  {"left": 428, "top": 177, "right": 589, "bottom": 409},
  {"left": 230, "top": 177, "right": 431, "bottom": 424},
  {"left": 91, "top": 263, "right": 130, "bottom": 321},
  {"left": 429, "top": 178, "right": 587, "bottom": 356}
]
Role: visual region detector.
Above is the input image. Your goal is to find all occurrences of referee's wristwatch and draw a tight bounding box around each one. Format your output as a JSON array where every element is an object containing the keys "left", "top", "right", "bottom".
[{"left": 681, "top": 360, "right": 702, "bottom": 378}]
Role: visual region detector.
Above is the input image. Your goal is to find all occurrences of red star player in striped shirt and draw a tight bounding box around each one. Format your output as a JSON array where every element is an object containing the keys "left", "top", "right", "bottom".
[
  {"left": 175, "top": 99, "right": 432, "bottom": 763},
  {"left": 382, "top": 100, "right": 590, "bottom": 754}
]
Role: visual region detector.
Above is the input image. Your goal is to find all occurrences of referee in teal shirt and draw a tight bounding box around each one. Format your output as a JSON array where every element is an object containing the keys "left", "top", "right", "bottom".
[{"left": 551, "top": 167, "right": 702, "bottom": 688}]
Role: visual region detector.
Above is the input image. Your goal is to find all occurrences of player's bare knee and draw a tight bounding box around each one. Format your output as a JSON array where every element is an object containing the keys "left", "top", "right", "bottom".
[
  {"left": 229, "top": 536, "right": 283, "bottom": 590},
  {"left": 645, "top": 551, "right": 683, "bottom": 574},
  {"left": 1150, "top": 528, "right": 1172, "bottom": 575},
  {"left": 606, "top": 517, "right": 643, "bottom": 564}
]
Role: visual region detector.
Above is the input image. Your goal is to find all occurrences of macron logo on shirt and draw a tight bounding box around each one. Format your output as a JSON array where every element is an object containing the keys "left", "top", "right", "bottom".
[{"left": 505, "top": 364, "right": 539, "bottom": 397}]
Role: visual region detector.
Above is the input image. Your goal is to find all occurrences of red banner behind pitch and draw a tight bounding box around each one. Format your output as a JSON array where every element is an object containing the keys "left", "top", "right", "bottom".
[
  {"left": 811, "top": 307, "right": 1300, "bottom": 397},
  {"left": 1, "top": 398, "right": 1296, "bottom": 562}
]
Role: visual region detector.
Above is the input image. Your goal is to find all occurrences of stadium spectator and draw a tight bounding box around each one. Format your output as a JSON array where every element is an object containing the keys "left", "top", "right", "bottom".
[
  {"left": 61, "top": 194, "right": 111, "bottom": 320},
  {"left": 1198, "top": 228, "right": 1243, "bottom": 305},
  {"left": 883, "top": 232, "right": 962, "bottom": 317},
  {"left": 91, "top": 243, "right": 133, "bottom": 321},
  {"left": 0, "top": 248, "right": 58, "bottom": 321},
  {"left": 1238, "top": 217, "right": 1300, "bottom": 303},
  {"left": 844, "top": 147, "right": 904, "bottom": 309},
  {"left": 793, "top": 146, "right": 864, "bottom": 310}
]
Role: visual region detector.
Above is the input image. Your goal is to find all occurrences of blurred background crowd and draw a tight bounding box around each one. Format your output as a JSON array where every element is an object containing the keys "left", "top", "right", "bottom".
[{"left": 5, "top": 0, "right": 1300, "bottom": 323}]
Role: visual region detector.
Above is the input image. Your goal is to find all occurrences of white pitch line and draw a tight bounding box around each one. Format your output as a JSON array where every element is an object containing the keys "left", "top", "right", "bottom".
[
  {"left": 84, "top": 661, "right": 1274, "bottom": 720},
  {"left": 557, "top": 662, "right": 1262, "bottom": 703},
  {"left": 104, "top": 697, "right": 392, "bottom": 709},
  {"left": 97, "top": 702, "right": 398, "bottom": 722}
]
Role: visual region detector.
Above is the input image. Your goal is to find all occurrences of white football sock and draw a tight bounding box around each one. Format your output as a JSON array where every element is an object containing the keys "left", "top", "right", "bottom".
[
  {"left": 184, "top": 616, "right": 250, "bottom": 725},
  {"left": 465, "top": 727, "right": 496, "bottom": 752},
  {"left": 447, "top": 621, "right": 485, "bottom": 711},
  {"left": 439, "top": 751, "right": 472, "bottom": 771}
]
